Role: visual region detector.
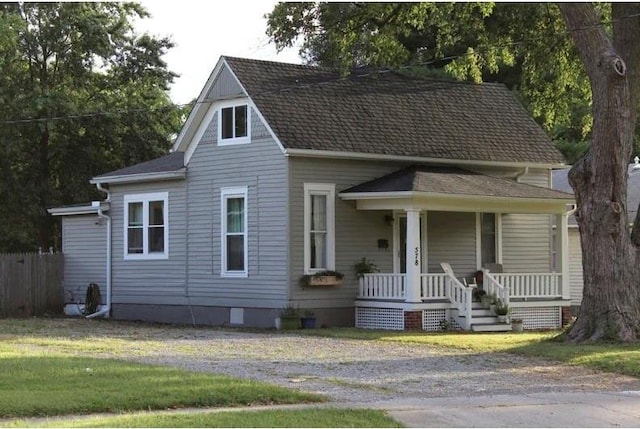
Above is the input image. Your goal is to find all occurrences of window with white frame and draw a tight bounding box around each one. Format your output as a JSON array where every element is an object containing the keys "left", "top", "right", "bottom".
[
  {"left": 304, "top": 183, "right": 335, "bottom": 273},
  {"left": 218, "top": 102, "right": 250, "bottom": 145},
  {"left": 124, "top": 192, "right": 168, "bottom": 259},
  {"left": 221, "top": 187, "right": 248, "bottom": 277}
]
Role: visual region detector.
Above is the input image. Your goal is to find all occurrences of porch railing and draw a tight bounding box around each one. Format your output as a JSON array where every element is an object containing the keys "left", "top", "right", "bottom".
[
  {"left": 420, "top": 274, "right": 448, "bottom": 300},
  {"left": 483, "top": 270, "right": 509, "bottom": 305},
  {"left": 492, "top": 273, "right": 561, "bottom": 299},
  {"left": 358, "top": 273, "right": 405, "bottom": 299},
  {"left": 443, "top": 272, "right": 472, "bottom": 330}
]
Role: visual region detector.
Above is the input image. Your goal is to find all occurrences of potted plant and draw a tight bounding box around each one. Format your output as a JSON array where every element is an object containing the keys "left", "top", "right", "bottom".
[
  {"left": 355, "top": 257, "right": 379, "bottom": 279},
  {"left": 480, "top": 291, "right": 492, "bottom": 307},
  {"left": 488, "top": 293, "right": 498, "bottom": 312},
  {"left": 495, "top": 299, "right": 510, "bottom": 323},
  {"left": 301, "top": 310, "right": 316, "bottom": 329},
  {"left": 511, "top": 318, "right": 524, "bottom": 332},
  {"left": 473, "top": 288, "right": 487, "bottom": 303},
  {"left": 299, "top": 270, "right": 344, "bottom": 287},
  {"left": 279, "top": 305, "right": 300, "bottom": 330}
]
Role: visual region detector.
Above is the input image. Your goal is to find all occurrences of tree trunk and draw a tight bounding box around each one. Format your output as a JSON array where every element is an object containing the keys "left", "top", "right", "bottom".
[{"left": 559, "top": 3, "right": 640, "bottom": 341}]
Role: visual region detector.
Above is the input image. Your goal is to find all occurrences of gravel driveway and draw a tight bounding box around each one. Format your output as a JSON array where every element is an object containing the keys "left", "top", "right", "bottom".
[
  {"left": 12, "top": 320, "right": 640, "bottom": 404},
  {"left": 63, "top": 321, "right": 638, "bottom": 404}
]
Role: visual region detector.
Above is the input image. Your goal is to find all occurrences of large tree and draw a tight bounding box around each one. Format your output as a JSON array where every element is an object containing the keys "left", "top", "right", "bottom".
[
  {"left": 0, "top": 3, "right": 183, "bottom": 252},
  {"left": 559, "top": 3, "right": 640, "bottom": 342}
]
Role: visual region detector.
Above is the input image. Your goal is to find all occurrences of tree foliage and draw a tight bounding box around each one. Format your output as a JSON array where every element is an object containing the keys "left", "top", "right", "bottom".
[
  {"left": 266, "top": 2, "right": 603, "bottom": 161},
  {"left": 0, "top": 2, "right": 183, "bottom": 252}
]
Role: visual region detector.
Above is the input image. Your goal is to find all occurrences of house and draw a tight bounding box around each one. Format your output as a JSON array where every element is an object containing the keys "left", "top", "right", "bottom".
[
  {"left": 552, "top": 159, "right": 640, "bottom": 313},
  {"left": 49, "top": 56, "right": 575, "bottom": 331}
]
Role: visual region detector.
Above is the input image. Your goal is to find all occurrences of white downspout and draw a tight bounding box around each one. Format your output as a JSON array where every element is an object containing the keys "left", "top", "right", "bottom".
[
  {"left": 86, "top": 182, "right": 111, "bottom": 319},
  {"left": 514, "top": 166, "right": 529, "bottom": 182}
]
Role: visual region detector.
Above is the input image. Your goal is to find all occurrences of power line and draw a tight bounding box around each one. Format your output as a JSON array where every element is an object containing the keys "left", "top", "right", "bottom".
[{"left": 2, "top": 8, "right": 639, "bottom": 126}]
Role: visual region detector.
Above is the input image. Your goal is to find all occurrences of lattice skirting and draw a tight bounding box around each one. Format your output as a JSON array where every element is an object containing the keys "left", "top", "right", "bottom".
[
  {"left": 511, "top": 306, "right": 561, "bottom": 330},
  {"left": 422, "top": 309, "right": 446, "bottom": 331},
  {"left": 355, "top": 307, "right": 404, "bottom": 330}
]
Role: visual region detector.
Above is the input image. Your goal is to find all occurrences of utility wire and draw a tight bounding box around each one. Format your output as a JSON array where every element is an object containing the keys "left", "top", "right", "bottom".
[{"left": 2, "top": 9, "right": 639, "bottom": 126}]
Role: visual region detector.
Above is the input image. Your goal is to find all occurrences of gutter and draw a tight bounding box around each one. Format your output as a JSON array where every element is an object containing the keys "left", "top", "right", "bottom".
[
  {"left": 86, "top": 182, "right": 112, "bottom": 319},
  {"left": 283, "top": 148, "right": 567, "bottom": 169}
]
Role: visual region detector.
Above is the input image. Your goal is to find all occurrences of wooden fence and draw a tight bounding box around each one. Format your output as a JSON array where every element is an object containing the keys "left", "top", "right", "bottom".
[{"left": 0, "top": 252, "right": 64, "bottom": 318}]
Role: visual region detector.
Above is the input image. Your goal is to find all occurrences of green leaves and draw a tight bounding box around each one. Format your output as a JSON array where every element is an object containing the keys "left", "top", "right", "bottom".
[{"left": 0, "top": 2, "right": 181, "bottom": 251}]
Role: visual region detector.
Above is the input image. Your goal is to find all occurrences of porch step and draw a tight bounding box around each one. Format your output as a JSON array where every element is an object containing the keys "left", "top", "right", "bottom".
[
  {"left": 471, "top": 316, "right": 502, "bottom": 324},
  {"left": 471, "top": 309, "right": 494, "bottom": 317},
  {"left": 471, "top": 323, "right": 512, "bottom": 332}
]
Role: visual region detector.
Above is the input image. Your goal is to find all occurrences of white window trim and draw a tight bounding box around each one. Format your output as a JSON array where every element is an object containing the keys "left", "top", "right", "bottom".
[
  {"left": 221, "top": 186, "right": 248, "bottom": 278},
  {"left": 303, "top": 183, "right": 336, "bottom": 274},
  {"left": 217, "top": 99, "right": 251, "bottom": 146},
  {"left": 475, "top": 212, "right": 502, "bottom": 269},
  {"left": 123, "top": 192, "right": 169, "bottom": 260}
]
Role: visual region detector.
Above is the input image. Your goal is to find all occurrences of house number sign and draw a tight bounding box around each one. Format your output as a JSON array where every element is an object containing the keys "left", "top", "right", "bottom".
[{"left": 414, "top": 247, "right": 420, "bottom": 266}]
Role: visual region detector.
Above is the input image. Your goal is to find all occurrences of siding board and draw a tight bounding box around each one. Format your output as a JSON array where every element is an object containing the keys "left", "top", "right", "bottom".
[
  {"left": 62, "top": 216, "right": 107, "bottom": 304},
  {"left": 185, "top": 106, "right": 289, "bottom": 308}
]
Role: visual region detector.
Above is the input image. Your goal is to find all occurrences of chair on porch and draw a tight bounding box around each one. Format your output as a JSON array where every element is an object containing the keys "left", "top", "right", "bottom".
[{"left": 440, "top": 263, "right": 477, "bottom": 288}]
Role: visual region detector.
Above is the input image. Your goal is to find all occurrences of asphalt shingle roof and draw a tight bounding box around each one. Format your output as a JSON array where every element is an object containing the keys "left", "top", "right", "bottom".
[
  {"left": 342, "top": 166, "right": 574, "bottom": 200},
  {"left": 224, "top": 56, "right": 565, "bottom": 165},
  {"left": 95, "top": 151, "right": 184, "bottom": 179}
]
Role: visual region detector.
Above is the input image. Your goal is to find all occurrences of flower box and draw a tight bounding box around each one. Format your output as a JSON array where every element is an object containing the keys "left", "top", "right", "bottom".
[{"left": 307, "top": 275, "right": 343, "bottom": 287}]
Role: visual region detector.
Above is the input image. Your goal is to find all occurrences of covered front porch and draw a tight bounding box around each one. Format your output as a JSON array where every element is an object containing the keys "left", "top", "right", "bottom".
[{"left": 340, "top": 166, "right": 575, "bottom": 331}]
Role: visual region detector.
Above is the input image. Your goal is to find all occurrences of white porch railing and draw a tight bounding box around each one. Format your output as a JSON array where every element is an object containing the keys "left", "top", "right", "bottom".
[
  {"left": 443, "top": 271, "right": 472, "bottom": 330},
  {"left": 492, "top": 273, "right": 561, "bottom": 299},
  {"left": 483, "top": 269, "right": 509, "bottom": 305},
  {"left": 420, "top": 274, "right": 448, "bottom": 300},
  {"left": 358, "top": 272, "right": 562, "bottom": 303},
  {"left": 358, "top": 273, "right": 405, "bottom": 299}
]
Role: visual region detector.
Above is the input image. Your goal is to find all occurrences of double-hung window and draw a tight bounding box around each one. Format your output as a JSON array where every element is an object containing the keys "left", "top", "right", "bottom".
[
  {"left": 221, "top": 187, "right": 248, "bottom": 277},
  {"left": 304, "top": 183, "right": 335, "bottom": 273},
  {"left": 124, "top": 192, "right": 168, "bottom": 260},
  {"left": 218, "top": 102, "right": 250, "bottom": 145}
]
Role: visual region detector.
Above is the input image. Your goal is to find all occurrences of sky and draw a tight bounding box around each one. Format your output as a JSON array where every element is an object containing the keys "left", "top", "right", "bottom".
[{"left": 136, "top": 0, "right": 302, "bottom": 105}]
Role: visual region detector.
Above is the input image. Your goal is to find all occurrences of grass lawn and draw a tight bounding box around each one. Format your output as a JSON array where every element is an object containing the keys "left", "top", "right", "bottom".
[
  {"left": 6, "top": 408, "right": 402, "bottom": 428},
  {"left": 301, "top": 328, "right": 640, "bottom": 377},
  {"left": 0, "top": 346, "right": 322, "bottom": 418}
]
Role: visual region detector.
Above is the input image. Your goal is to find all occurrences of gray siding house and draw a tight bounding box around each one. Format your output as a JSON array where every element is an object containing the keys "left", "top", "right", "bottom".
[{"left": 50, "top": 56, "right": 575, "bottom": 331}]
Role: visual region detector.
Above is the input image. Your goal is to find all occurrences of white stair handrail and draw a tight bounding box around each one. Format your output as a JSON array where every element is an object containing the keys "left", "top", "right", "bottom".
[
  {"left": 441, "top": 263, "right": 472, "bottom": 330},
  {"left": 483, "top": 269, "right": 509, "bottom": 306}
]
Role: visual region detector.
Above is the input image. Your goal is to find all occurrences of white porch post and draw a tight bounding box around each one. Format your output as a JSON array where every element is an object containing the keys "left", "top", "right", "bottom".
[
  {"left": 555, "top": 213, "right": 570, "bottom": 300},
  {"left": 405, "top": 208, "right": 422, "bottom": 303}
]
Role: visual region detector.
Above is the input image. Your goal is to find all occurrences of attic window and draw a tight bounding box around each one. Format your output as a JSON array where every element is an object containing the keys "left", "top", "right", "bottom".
[{"left": 218, "top": 103, "right": 250, "bottom": 145}]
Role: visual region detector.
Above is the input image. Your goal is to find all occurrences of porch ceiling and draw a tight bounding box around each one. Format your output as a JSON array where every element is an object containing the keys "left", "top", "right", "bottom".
[{"left": 340, "top": 166, "right": 575, "bottom": 214}]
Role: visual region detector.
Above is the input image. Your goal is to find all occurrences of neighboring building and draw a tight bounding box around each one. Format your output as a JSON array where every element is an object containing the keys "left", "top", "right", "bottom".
[
  {"left": 49, "top": 56, "right": 575, "bottom": 331},
  {"left": 552, "top": 159, "right": 640, "bottom": 311}
]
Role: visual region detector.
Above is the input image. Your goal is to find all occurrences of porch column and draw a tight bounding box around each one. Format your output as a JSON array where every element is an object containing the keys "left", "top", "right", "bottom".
[
  {"left": 405, "top": 208, "right": 422, "bottom": 303},
  {"left": 555, "top": 213, "right": 570, "bottom": 300}
]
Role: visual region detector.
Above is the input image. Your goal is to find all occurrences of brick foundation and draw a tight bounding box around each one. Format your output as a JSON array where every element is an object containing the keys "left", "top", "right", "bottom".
[
  {"left": 404, "top": 310, "right": 422, "bottom": 330},
  {"left": 561, "top": 306, "right": 573, "bottom": 327}
]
